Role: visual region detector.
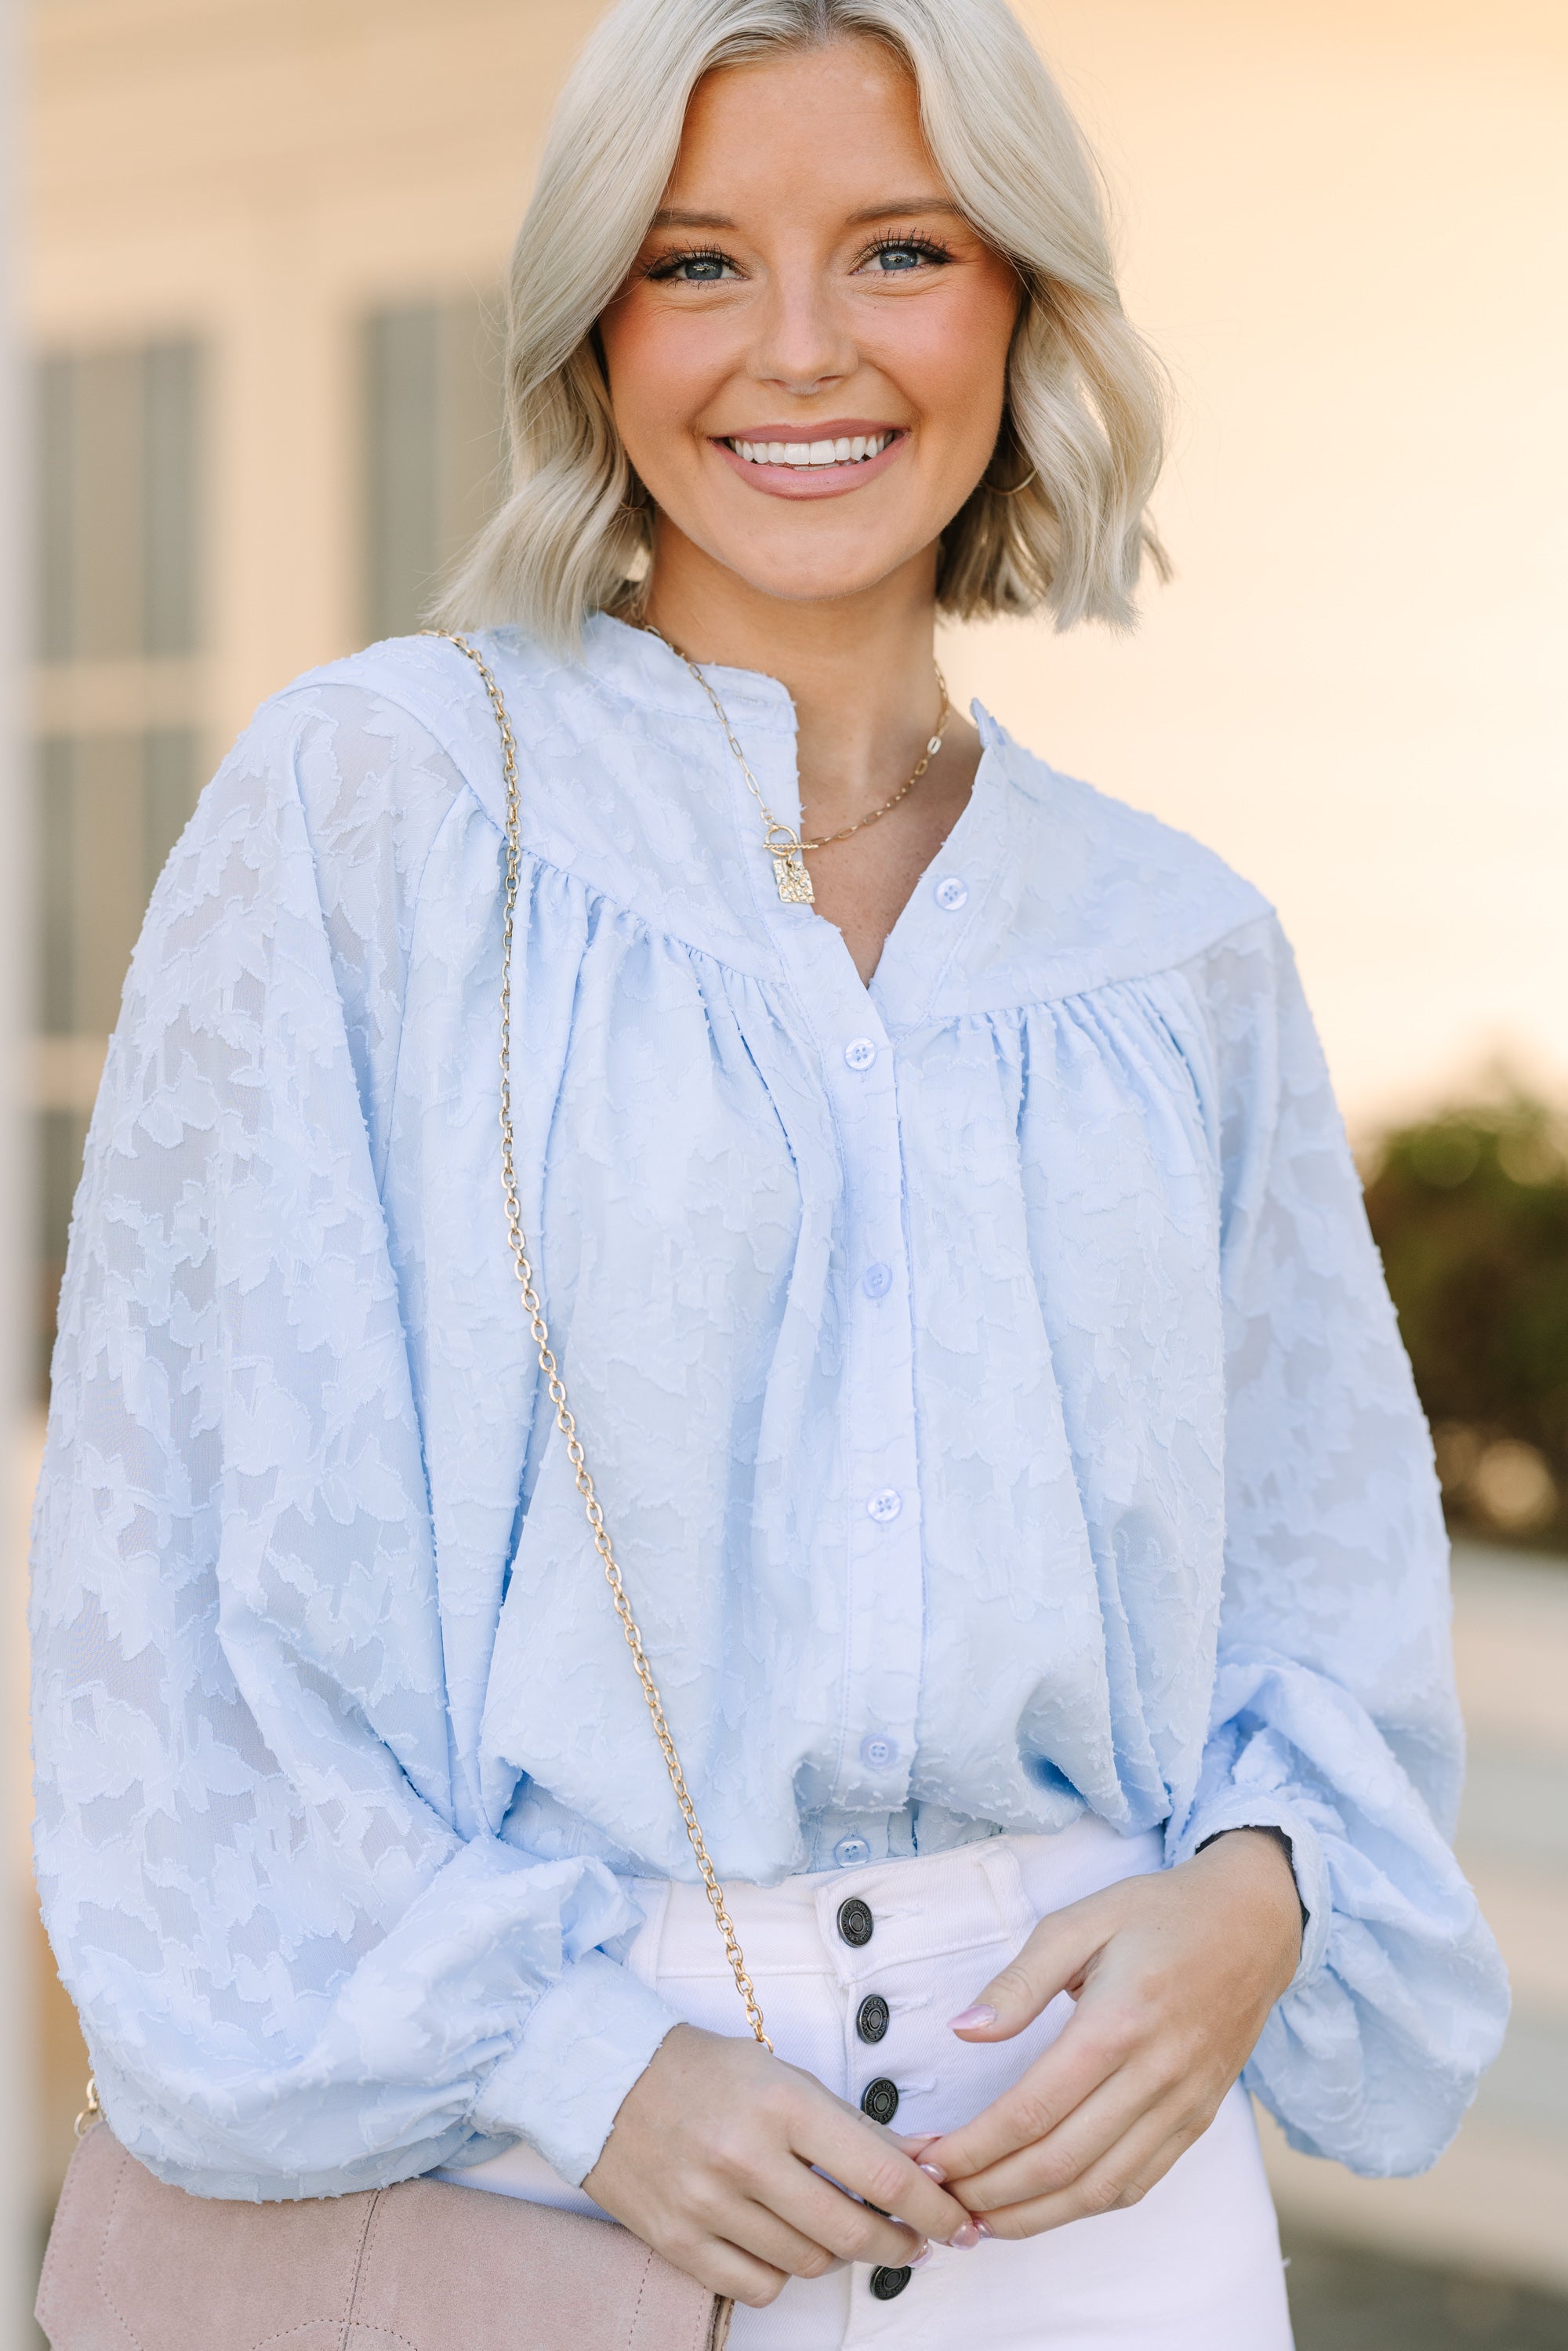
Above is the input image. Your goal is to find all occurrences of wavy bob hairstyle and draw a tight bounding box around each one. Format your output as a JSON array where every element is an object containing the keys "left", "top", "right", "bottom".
[{"left": 439, "top": 0, "right": 1169, "bottom": 649}]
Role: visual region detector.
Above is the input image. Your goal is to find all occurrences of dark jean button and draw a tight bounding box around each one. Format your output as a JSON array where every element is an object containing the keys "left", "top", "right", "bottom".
[
  {"left": 860, "top": 2076, "right": 900, "bottom": 2125},
  {"left": 856, "top": 1994, "right": 890, "bottom": 2044},
  {"left": 837, "top": 1896, "right": 873, "bottom": 1947},
  {"left": 870, "top": 2266, "right": 912, "bottom": 2301}
]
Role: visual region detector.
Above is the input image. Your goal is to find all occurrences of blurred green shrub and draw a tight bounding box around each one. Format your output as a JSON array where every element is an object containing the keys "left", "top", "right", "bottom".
[{"left": 1362, "top": 1088, "right": 1568, "bottom": 1551}]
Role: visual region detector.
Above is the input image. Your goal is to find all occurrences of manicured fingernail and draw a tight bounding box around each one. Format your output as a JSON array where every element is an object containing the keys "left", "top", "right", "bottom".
[
  {"left": 951, "top": 2222, "right": 983, "bottom": 2250},
  {"left": 917, "top": 2161, "right": 946, "bottom": 2183},
  {"left": 947, "top": 2005, "right": 996, "bottom": 2031},
  {"left": 976, "top": 2220, "right": 995, "bottom": 2240},
  {"left": 909, "top": 2240, "right": 933, "bottom": 2268}
]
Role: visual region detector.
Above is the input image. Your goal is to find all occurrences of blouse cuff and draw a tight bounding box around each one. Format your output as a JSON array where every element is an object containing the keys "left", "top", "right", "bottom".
[
  {"left": 469, "top": 1950, "right": 683, "bottom": 2187},
  {"left": 1167, "top": 1795, "right": 1330, "bottom": 1990}
]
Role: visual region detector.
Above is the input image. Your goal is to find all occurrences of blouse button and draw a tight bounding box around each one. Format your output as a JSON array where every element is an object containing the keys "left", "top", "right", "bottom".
[
  {"left": 862, "top": 1261, "right": 892, "bottom": 1300},
  {"left": 833, "top": 1835, "right": 873, "bottom": 1869},
  {"left": 860, "top": 2076, "right": 901, "bottom": 2126},
  {"left": 837, "top": 1896, "right": 875, "bottom": 1946},
  {"left": 844, "top": 1036, "right": 878, "bottom": 1070},
  {"left": 860, "top": 1732, "right": 897, "bottom": 1769},
  {"left": 935, "top": 875, "right": 968, "bottom": 911},
  {"left": 856, "top": 1993, "right": 891, "bottom": 2044},
  {"left": 866, "top": 1488, "right": 902, "bottom": 1524}
]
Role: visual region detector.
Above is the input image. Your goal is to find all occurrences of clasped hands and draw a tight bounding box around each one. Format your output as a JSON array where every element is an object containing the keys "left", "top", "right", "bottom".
[{"left": 584, "top": 1830, "right": 1303, "bottom": 2309}]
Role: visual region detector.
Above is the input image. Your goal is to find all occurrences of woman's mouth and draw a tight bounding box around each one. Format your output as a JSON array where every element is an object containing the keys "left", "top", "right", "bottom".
[
  {"left": 711, "top": 425, "right": 907, "bottom": 498},
  {"left": 724, "top": 430, "right": 898, "bottom": 468}
]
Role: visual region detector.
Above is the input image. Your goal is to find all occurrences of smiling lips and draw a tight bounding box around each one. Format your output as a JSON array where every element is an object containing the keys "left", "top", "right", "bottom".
[{"left": 726, "top": 429, "right": 898, "bottom": 468}]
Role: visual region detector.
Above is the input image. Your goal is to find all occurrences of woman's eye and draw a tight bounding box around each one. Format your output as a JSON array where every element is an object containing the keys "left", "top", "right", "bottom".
[
  {"left": 861, "top": 239, "right": 949, "bottom": 276},
  {"left": 648, "top": 249, "right": 738, "bottom": 284}
]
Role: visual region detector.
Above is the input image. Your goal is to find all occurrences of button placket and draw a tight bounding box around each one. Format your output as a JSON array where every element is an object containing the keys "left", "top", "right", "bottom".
[
  {"left": 822, "top": 1003, "right": 922, "bottom": 1815},
  {"left": 748, "top": 794, "right": 923, "bottom": 1821}
]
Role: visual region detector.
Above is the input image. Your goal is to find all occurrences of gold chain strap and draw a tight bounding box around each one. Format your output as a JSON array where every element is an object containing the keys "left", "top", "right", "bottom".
[{"left": 430, "top": 630, "right": 771, "bottom": 2053}]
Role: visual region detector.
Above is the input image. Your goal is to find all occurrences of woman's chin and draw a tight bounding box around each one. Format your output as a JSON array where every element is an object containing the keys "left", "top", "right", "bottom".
[{"left": 670, "top": 532, "right": 935, "bottom": 615}]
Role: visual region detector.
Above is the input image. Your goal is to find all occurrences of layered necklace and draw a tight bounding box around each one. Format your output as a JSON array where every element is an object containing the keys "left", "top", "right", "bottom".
[{"left": 641, "top": 622, "right": 949, "bottom": 906}]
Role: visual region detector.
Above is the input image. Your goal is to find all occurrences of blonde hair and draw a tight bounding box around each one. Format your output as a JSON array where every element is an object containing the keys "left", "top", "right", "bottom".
[{"left": 439, "top": 0, "right": 1169, "bottom": 648}]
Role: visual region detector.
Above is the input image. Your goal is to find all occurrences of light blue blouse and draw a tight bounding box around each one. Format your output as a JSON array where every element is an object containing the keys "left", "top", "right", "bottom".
[{"left": 31, "top": 616, "right": 1506, "bottom": 2200}]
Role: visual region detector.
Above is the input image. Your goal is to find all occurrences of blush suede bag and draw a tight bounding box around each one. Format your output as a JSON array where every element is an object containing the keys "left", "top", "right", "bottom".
[{"left": 36, "top": 635, "right": 773, "bottom": 2351}]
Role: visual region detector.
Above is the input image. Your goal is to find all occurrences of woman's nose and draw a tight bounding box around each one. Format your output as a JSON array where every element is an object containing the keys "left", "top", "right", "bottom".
[{"left": 748, "top": 273, "right": 857, "bottom": 394}]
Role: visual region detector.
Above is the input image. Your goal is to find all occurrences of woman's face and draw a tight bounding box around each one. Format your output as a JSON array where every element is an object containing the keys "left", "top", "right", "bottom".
[{"left": 597, "top": 38, "right": 1021, "bottom": 611}]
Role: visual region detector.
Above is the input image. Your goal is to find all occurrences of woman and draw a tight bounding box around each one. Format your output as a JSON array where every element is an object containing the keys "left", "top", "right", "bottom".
[{"left": 32, "top": 1, "right": 1508, "bottom": 2346}]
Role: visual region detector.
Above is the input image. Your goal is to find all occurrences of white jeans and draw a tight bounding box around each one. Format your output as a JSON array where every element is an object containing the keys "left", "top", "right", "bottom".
[{"left": 457, "top": 1816, "right": 1294, "bottom": 2349}]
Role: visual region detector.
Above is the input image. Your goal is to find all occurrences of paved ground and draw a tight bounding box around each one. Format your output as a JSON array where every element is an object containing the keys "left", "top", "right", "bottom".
[{"left": 1283, "top": 2226, "right": 1568, "bottom": 2349}]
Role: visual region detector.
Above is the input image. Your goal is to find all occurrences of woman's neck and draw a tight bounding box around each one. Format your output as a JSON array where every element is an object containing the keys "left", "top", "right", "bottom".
[{"left": 640, "top": 530, "right": 949, "bottom": 838}]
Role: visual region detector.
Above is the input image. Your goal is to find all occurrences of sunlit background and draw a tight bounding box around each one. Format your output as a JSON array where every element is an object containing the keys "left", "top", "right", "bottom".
[{"left": 12, "top": 1, "right": 1568, "bottom": 2343}]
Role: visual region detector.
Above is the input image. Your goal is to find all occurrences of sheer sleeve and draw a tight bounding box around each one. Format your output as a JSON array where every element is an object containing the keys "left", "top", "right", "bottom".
[
  {"left": 30, "top": 686, "right": 678, "bottom": 2198},
  {"left": 1168, "top": 917, "right": 1509, "bottom": 2175}
]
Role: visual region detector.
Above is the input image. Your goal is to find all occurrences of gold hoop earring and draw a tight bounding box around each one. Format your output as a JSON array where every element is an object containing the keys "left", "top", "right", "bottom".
[{"left": 982, "top": 464, "right": 1037, "bottom": 498}]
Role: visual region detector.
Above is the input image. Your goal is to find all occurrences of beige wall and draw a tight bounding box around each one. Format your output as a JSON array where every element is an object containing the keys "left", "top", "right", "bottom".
[
  {"left": 30, "top": 0, "right": 1567, "bottom": 1125},
  {"left": 953, "top": 0, "right": 1568, "bottom": 1127}
]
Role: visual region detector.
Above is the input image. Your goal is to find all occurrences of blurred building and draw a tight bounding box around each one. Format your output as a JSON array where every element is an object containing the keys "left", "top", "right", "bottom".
[
  {"left": 31, "top": 301, "right": 502, "bottom": 1366},
  {"left": 20, "top": 0, "right": 1568, "bottom": 2322}
]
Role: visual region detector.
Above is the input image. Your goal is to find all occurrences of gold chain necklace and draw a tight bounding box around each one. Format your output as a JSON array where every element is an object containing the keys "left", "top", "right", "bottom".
[{"left": 641, "top": 622, "right": 949, "bottom": 906}]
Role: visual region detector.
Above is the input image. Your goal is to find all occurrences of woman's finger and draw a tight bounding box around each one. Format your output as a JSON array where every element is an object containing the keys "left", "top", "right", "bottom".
[
  {"left": 793, "top": 2100, "right": 975, "bottom": 2243},
  {"left": 953, "top": 2052, "right": 1219, "bottom": 2215},
  {"left": 920, "top": 1997, "right": 1129, "bottom": 2183},
  {"left": 671, "top": 2230, "right": 793, "bottom": 2309},
  {"left": 768, "top": 2161, "right": 929, "bottom": 2270},
  {"left": 713, "top": 2193, "right": 853, "bottom": 2280},
  {"left": 945, "top": 1892, "right": 1117, "bottom": 2045},
  {"left": 945, "top": 2062, "right": 1148, "bottom": 2212},
  {"left": 978, "top": 2102, "right": 1207, "bottom": 2240}
]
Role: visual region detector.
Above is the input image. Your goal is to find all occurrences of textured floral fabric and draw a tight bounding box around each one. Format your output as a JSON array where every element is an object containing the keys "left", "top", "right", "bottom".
[{"left": 31, "top": 615, "right": 1506, "bottom": 2201}]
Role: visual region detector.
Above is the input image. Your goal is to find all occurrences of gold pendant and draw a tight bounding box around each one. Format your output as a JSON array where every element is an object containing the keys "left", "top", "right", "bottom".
[{"left": 773, "top": 848, "right": 815, "bottom": 905}]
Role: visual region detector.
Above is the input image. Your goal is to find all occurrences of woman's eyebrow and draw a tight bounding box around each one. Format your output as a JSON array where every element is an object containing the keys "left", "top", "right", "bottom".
[
  {"left": 844, "top": 198, "right": 964, "bottom": 224},
  {"left": 648, "top": 197, "right": 965, "bottom": 232}
]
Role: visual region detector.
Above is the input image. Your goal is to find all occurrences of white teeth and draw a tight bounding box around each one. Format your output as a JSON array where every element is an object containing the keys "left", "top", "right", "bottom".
[{"left": 728, "top": 431, "right": 895, "bottom": 466}]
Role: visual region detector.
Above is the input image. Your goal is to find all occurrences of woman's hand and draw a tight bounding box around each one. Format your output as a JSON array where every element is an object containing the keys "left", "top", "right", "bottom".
[
  {"left": 583, "top": 2023, "right": 981, "bottom": 2307},
  {"left": 916, "top": 1830, "right": 1304, "bottom": 2238}
]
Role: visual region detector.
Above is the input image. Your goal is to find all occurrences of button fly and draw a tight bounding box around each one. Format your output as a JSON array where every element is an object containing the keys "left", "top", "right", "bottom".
[
  {"left": 856, "top": 1994, "right": 890, "bottom": 2044},
  {"left": 860, "top": 2076, "right": 900, "bottom": 2125},
  {"left": 837, "top": 1896, "right": 874, "bottom": 1947},
  {"left": 844, "top": 1036, "right": 877, "bottom": 1071}
]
